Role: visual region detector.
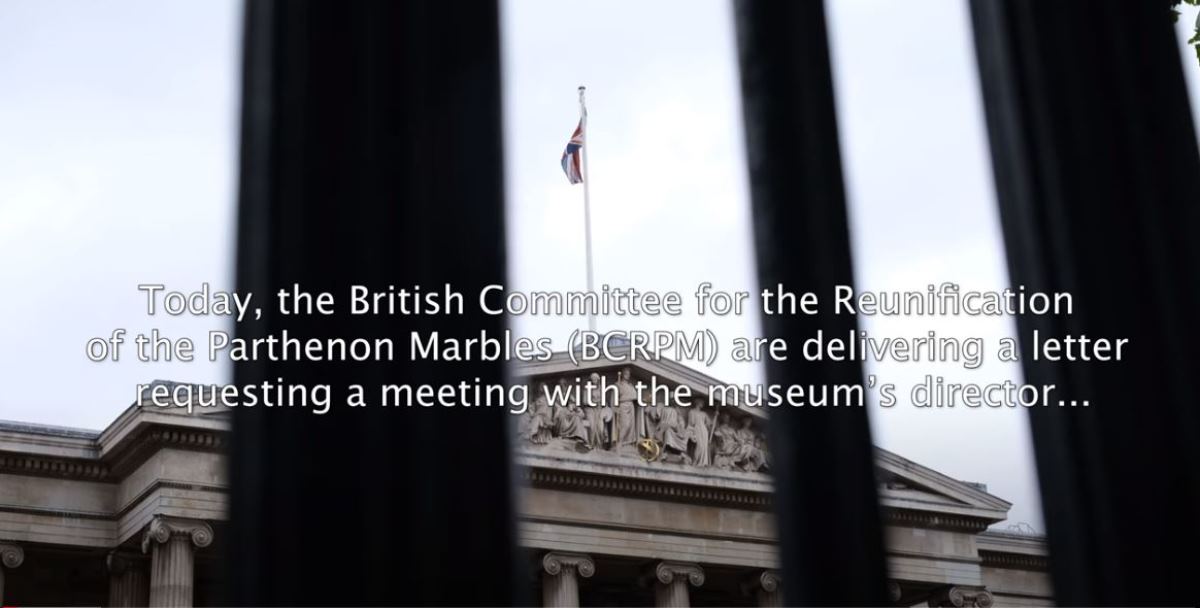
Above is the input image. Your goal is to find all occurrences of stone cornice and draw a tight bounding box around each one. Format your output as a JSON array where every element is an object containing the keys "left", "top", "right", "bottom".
[
  {"left": 0, "top": 452, "right": 110, "bottom": 480},
  {"left": 0, "top": 502, "right": 112, "bottom": 521},
  {"left": 0, "top": 422, "right": 99, "bottom": 460},
  {"left": 884, "top": 507, "right": 993, "bottom": 533},
  {"left": 106, "top": 426, "right": 226, "bottom": 478},
  {"left": 0, "top": 424, "right": 226, "bottom": 482},
  {"left": 99, "top": 405, "right": 230, "bottom": 460},
  {"left": 516, "top": 449, "right": 773, "bottom": 493},
  {"left": 522, "top": 466, "right": 772, "bottom": 510},
  {"left": 978, "top": 550, "right": 1049, "bottom": 571}
]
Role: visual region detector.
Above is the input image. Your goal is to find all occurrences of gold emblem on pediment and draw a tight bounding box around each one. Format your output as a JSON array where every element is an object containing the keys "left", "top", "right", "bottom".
[{"left": 637, "top": 437, "right": 661, "bottom": 462}]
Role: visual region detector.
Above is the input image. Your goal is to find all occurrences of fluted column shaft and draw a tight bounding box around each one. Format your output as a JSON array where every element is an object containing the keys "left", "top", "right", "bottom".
[
  {"left": 0, "top": 543, "right": 25, "bottom": 605},
  {"left": 107, "top": 551, "right": 149, "bottom": 607},
  {"left": 141, "top": 516, "right": 213, "bottom": 608},
  {"left": 543, "top": 564, "right": 579, "bottom": 607},
  {"left": 653, "top": 561, "right": 704, "bottom": 608},
  {"left": 541, "top": 552, "right": 594, "bottom": 608},
  {"left": 109, "top": 567, "right": 149, "bottom": 607},
  {"left": 757, "top": 587, "right": 782, "bottom": 607},
  {"left": 656, "top": 577, "right": 689, "bottom": 608},
  {"left": 150, "top": 535, "right": 194, "bottom": 606}
]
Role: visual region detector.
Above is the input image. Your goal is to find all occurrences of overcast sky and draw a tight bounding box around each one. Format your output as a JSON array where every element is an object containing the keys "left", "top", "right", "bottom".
[
  {"left": 0, "top": 0, "right": 240, "bottom": 426},
  {"left": 2, "top": 0, "right": 1199, "bottom": 532}
]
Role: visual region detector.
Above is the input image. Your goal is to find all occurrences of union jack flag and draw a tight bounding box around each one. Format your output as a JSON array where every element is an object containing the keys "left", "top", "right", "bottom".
[{"left": 561, "top": 121, "right": 584, "bottom": 184}]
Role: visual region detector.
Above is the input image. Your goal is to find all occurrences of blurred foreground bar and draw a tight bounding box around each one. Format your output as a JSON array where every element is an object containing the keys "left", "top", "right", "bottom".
[
  {"left": 228, "top": 0, "right": 518, "bottom": 603},
  {"left": 971, "top": 1, "right": 1200, "bottom": 604},
  {"left": 733, "top": 2, "right": 890, "bottom": 605}
]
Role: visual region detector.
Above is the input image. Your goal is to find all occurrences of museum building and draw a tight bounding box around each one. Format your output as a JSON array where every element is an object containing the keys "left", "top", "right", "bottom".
[{"left": 0, "top": 356, "right": 1051, "bottom": 606}]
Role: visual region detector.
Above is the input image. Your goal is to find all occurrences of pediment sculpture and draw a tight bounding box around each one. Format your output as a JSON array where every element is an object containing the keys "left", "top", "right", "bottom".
[{"left": 516, "top": 367, "right": 769, "bottom": 474}]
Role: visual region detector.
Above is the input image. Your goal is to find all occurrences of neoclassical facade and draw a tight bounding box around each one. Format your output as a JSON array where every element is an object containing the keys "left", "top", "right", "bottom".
[
  {"left": 0, "top": 393, "right": 225, "bottom": 605},
  {"left": 0, "top": 357, "right": 1051, "bottom": 606}
]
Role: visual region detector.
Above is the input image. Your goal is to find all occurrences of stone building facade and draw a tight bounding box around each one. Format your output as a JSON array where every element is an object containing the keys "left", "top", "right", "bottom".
[{"left": 0, "top": 357, "right": 1051, "bottom": 606}]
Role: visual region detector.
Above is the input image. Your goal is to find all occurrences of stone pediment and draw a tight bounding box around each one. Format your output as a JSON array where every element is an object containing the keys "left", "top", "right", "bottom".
[
  {"left": 512, "top": 356, "right": 1011, "bottom": 525},
  {"left": 876, "top": 449, "right": 1010, "bottom": 523}
]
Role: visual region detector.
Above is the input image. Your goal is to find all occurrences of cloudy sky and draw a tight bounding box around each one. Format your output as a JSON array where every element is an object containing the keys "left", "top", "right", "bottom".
[
  {"left": 3, "top": 0, "right": 1199, "bottom": 531},
  {"left": 0, "top": 0, "right": 240, "bottom": 426}
]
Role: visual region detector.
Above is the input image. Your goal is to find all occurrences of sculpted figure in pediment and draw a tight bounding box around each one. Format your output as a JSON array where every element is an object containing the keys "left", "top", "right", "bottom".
[
  {"left": 585, "top": 372, "right": 615, "bottom": 450},
  {"left": 615, "top": 367, "right": 638, "bottom": 447},
  {"left": 655, "top": 404, "right": 691, "bottom": 464},
  {"left": 555, "top": 377, "right": 589, "bottom": 445},
  {"left": 519, "top": 381, "right": 554, "bottom": 444},
  {"left": 711, "top": 411, "right": 767, "bottom": 472},
  {"left": 733, "top": 417, "right": 768, "bottom": 472},
  {"left": 687, "top": 403, "right": 712, "bottom": 467},
  {"left": 712, "top": 411, "right": 739, "bottom": 469}
]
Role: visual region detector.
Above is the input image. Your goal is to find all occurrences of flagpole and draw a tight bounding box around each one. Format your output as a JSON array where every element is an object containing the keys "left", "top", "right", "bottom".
[{"left": 579, "top": 85, "right": 597, "bottom": 333}]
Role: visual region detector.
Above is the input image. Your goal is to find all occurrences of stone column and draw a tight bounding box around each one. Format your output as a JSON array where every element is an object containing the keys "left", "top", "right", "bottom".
[
  {"left": 141, "top": 516, "right": 213, "bottom": 607},
  {"left": 748, "top": 570, "right": 782, "bottom": 607},
  {"left": 541, "top": 552, "right": 595, "bottom": 607},
  {"left": 0, "top": 543, "right": 24, "bottom": 605},
  {"left": 107, "top": 550, "right": 150, "bottom": 607},
  {"left": 653, "top": 561, "right": 705, "bottom": 608},
  {"left": 927, "top": 585, "right": 995, "bottom": 608}
]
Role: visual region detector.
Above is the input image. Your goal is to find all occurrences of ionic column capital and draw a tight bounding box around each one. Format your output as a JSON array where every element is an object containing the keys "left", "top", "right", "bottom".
[
  {"left": 740, "top": 569, "right": 782, "bottom": 595},
  {"left": 140, "top": 516, "right": 214, "bottom": 554},
  {"left": 654, "top": 561, "right": 705, "bottom": 587},
  {"left": 542, "top": 551, "right": 595, "bottom": 578},
  {"left": 0, "top": 543, "right": 23, "bottom": 569},
  {"left": 739, "top": 569, "right": 783, "bottom": 607},
  {"left": 542, "top": 552, "right": 593, "bottom": 608},
  {"left": 927, "top": 585, "right": 995, "bottom": 608},
  {"left": 758, "top": 570, "right": 781, "bottom": 593},
  {"left": 0, "top": 542, "right": 23, "bottom": 606}
]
